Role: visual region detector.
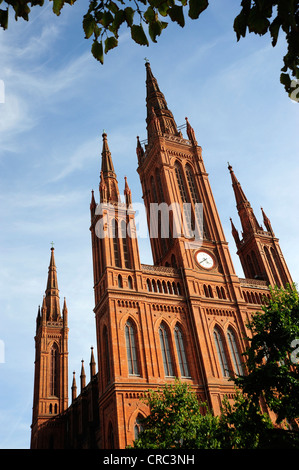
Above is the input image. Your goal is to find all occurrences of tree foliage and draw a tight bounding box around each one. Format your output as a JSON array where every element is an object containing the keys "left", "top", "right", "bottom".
[
  {"left": 235, "top": 284, "right": 299, "bottom": 425},
  {"left": 132, "top": 380, "right": 225, "bottom": 449},
  {"left": 0, "top": 1, "right": 298, "bottom": 99}
]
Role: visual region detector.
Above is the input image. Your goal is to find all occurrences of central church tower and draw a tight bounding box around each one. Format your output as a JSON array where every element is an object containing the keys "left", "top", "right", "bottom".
[{"left": 88, "top": 62, "right": 262, "bottom": 448}]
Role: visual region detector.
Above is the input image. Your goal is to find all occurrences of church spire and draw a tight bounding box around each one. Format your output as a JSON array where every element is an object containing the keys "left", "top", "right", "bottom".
[
  {"left": 261, "top": 207, "right": 274, "bottom": 235},
  {"left": 145, "top": 61, "right": 178, "bottom": 140},
  {"left": 45, "top": 246, "right": 61, "bottom": 321},
  {"left": 100, "top": 132, "right": 119, "bottom": 203},
  {"left": 228, "top": 163, "right": 262, "bottom": 237},
  {"left": 124, "top": 176, "right": 132, "bottom": 208},
  {"left": 71, "top": 371, "right": 77, "bottom": 403},
  {"left": 80, "top": 360, "right": 86, "bottom": 391},
  {"left": 90, "top": 346, "right": 96, "bottom": 379}
]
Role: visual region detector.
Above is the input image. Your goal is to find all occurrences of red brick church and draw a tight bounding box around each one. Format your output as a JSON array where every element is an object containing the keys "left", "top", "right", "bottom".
[{"left": 30, "top": 62, "right": 293, "bottom": 449}]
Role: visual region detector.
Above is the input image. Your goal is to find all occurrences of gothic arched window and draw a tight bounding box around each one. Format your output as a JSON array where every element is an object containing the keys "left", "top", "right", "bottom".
[
  {"left": 251, "top": 250, "right": 261, "bottom": 278},
  {"left": 120, "top": 220, "right": 130, "bottom": 268},
  {"left": 213, "top": 327, "right": 229, "bottom": 378},
  {"left": 159, "top": 323, "right": 174, "bottom": 377},
  {"left": 227, "top": 328, "right": 243, "bottom": 376},
  {"left": 103, "top": 326, "right": 111, "bottom": 384},
  {"left": 185, "top": 163, "right": 209, "bottom": 239},
  {"left": 50, "top": 343, "right": 59, "bottom": 397},
  {"left": 108, "top": 422, "right": 114, "bottom": 449},
  {"left": 264, "top": 247, "right": 280, "bottom": 286},
  {"left": 112, "top": 219, "right": 121, "bottom": 267},
  {"left": 174, "top": 162, "right": 192, "bottom": 237},
  {"left": 174, "top": 325, "right": 190, "bottom": 377},
  {"left": 155, "top": 168, "right": 165, "bottom": 203},
  {"left": 125, "top": 320, "right": 139, "bottom": 375},
  {"left": 134, "top": 415, "right": 144, "bottom": 440}
]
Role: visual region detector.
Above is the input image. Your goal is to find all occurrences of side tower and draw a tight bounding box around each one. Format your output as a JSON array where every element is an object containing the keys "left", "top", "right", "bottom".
[
  {"left": 228, "top": 164, "right": 293, "bottom": 288},
  {"left": 31, "top": 247, "right": 69, "bottom": 449},
  {"left": 90, "top": 133, "right": 143, "bottom": 449}
]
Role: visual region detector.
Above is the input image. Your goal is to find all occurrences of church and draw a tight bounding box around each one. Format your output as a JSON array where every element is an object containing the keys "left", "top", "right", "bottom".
[{"left": 30, "top": 62, "right": 293, "bottom": 449}]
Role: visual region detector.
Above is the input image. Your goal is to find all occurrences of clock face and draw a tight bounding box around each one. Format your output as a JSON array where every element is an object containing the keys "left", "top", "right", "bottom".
[{"left": 195, "top": 251, "right": 215, "bottom": 270}]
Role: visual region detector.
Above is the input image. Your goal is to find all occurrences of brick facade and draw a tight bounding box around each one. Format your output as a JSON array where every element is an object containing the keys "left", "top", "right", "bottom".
[{"left": 30, "top": 63, "right": 292, "bottom": 449}]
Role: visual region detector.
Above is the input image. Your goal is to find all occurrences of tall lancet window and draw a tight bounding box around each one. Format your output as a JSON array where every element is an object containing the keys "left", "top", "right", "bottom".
[
  {"left": 103, "top": 326, "right": 111, "bottom": 384},
  {"left": 213, "top": 327, "right": 229, "bottom": 378},
  {"left": 125, "top": 320, "right": 139, "bottom": 375},
  {"left": 185, "top": 164, "right": 209, "bottom": 239},
  {"left": 151, "top": 175, "right": 167, "bottom": 254},
  {"left": 174, "top": 325, "right": 190, "bottom": 377},
  {"left": 174, "top": 162, "right": 192, "bottom": 237},
  {"left": 120, "top": 220, "right": 130, "bottom": 268},
  {"left": 50, "top": 343, "right": 59, "bottom": 396},
  {"left": 159, "top": 323, "right": 174, "bottom": 377},
  {"left": 112, "top": 219, "right": 121, "bottom": 267},
  {"left": 227, "top": 328, "right": 243, "bottom": 376}
]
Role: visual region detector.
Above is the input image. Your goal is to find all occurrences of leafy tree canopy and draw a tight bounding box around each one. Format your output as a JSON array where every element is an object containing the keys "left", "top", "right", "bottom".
[
  {"left": 235, "top": 284, "right": 299, "bottom": 425},
  {"left": 0, "top": 1, "right": 298, "bottom": 100},
  {"left": 132, "top": 380, "right": 225, "bottom": 449}
]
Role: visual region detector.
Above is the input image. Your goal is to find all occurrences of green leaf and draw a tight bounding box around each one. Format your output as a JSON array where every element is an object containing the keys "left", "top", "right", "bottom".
[
  {"left": 83, "top": 13, "right": 96, "bottom": 39},
  {"left": 91, "top": 39, "right": 104, "bottom": 64},
  {"left": 233, "top": 11, "right": 248, "bottom": 40},
  {"left": 104, "top": 36, "right": 118, "bottom": 53},
  {"left": 144, "top": 6, "right": 155, "bottom": 23},
  {"left": 124, "top": 6, "right": 134, "bottom": 26},
  {"left": 111, "top": 9, "right": 125, "bottom": 32},
  {"left": 280, "top": 72, "right": 291, "bottom": 88},
  {"left": 0, "top": 8, "right": 8, "bottom": 30},
  {"left": 188, "top": 0, "right": 209, "bottom": 20},
  {"left": 269, "top": 16, "right": 281, "bottom": 47},
  {"left": 52, "top": 0, "right": 64, "bottom": 16},
  {"left": 157, "top": 2, "right": 169, "bottom": 17},
  {"left": 101, "top": 10, "right": 114, "bottom": 27},
  {"left": 148, "top": 19, "right": 163, "bottom": 42},
  {"left": 108, "top": 1, "right": 119, "bottom": 14},
  {"left": 168, "top": 5, "right": 185, "bottom": 27},
  {"left": 131, "top": 24, "right": 149, "bottom": 46},
  {"left": 247, "top": 5, "right": 270, "bottom": 35}
]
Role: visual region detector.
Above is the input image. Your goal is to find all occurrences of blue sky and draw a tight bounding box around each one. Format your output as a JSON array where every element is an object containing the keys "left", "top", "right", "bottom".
[{"left": 0, "top": 1, "right": 298, "bottom": 449}]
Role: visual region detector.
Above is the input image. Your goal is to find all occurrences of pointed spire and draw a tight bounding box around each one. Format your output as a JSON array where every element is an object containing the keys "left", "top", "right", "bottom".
[
  {"left": 90, "top": 346, "right": 96, "bottom": 379},
  {"left": 36, "top": 305, "right": 41, "bottom": 330},
  {"left": 45, "top": 246, "right": 61, "bottom": 321},
  {"left": 228, "top": 164, "right": 262, "bottom": 236},
  {"left": 90, "top": 189, "right": 96, "bottom": 215},
  {"left": 41, "top": 295, "right": 47, "bottom": 324},
  {"left": 62, "top": 297, "right": 68, "bottom": 327},
  {"left": 80, "top": 359, "right": 86, "bottom": 391},
  {"left": 136, "top": 136, "right": 145, "bottom": 165},
  {"left": 99, "top": 170, "right": 107, "bottom": 203},
  {"left": 101, "top": 132, "right": 115, "bottom": 176},
  {"left": 145, "top": 61, "right": 178, "bottom": 139},
  {"left": 185, "top": 117, "right": 197, "bottom": 145},
  {"left": 228, "top": 163, "right": 249, "bottom": 209},
  {"left": 100, "top": 132, "right": 119, "bottom": 203},
  {"left": 124, "top": 176, "right": 132, "bottom": 208},
  {"left": 71, "top": 371, "right": 77, "bottom": 403},
  {"left": 230, "top": 218, "right": 240, "bottom": 246},
  {"left": 261, "top": 207, "right": 274, "bottom": 235}
]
